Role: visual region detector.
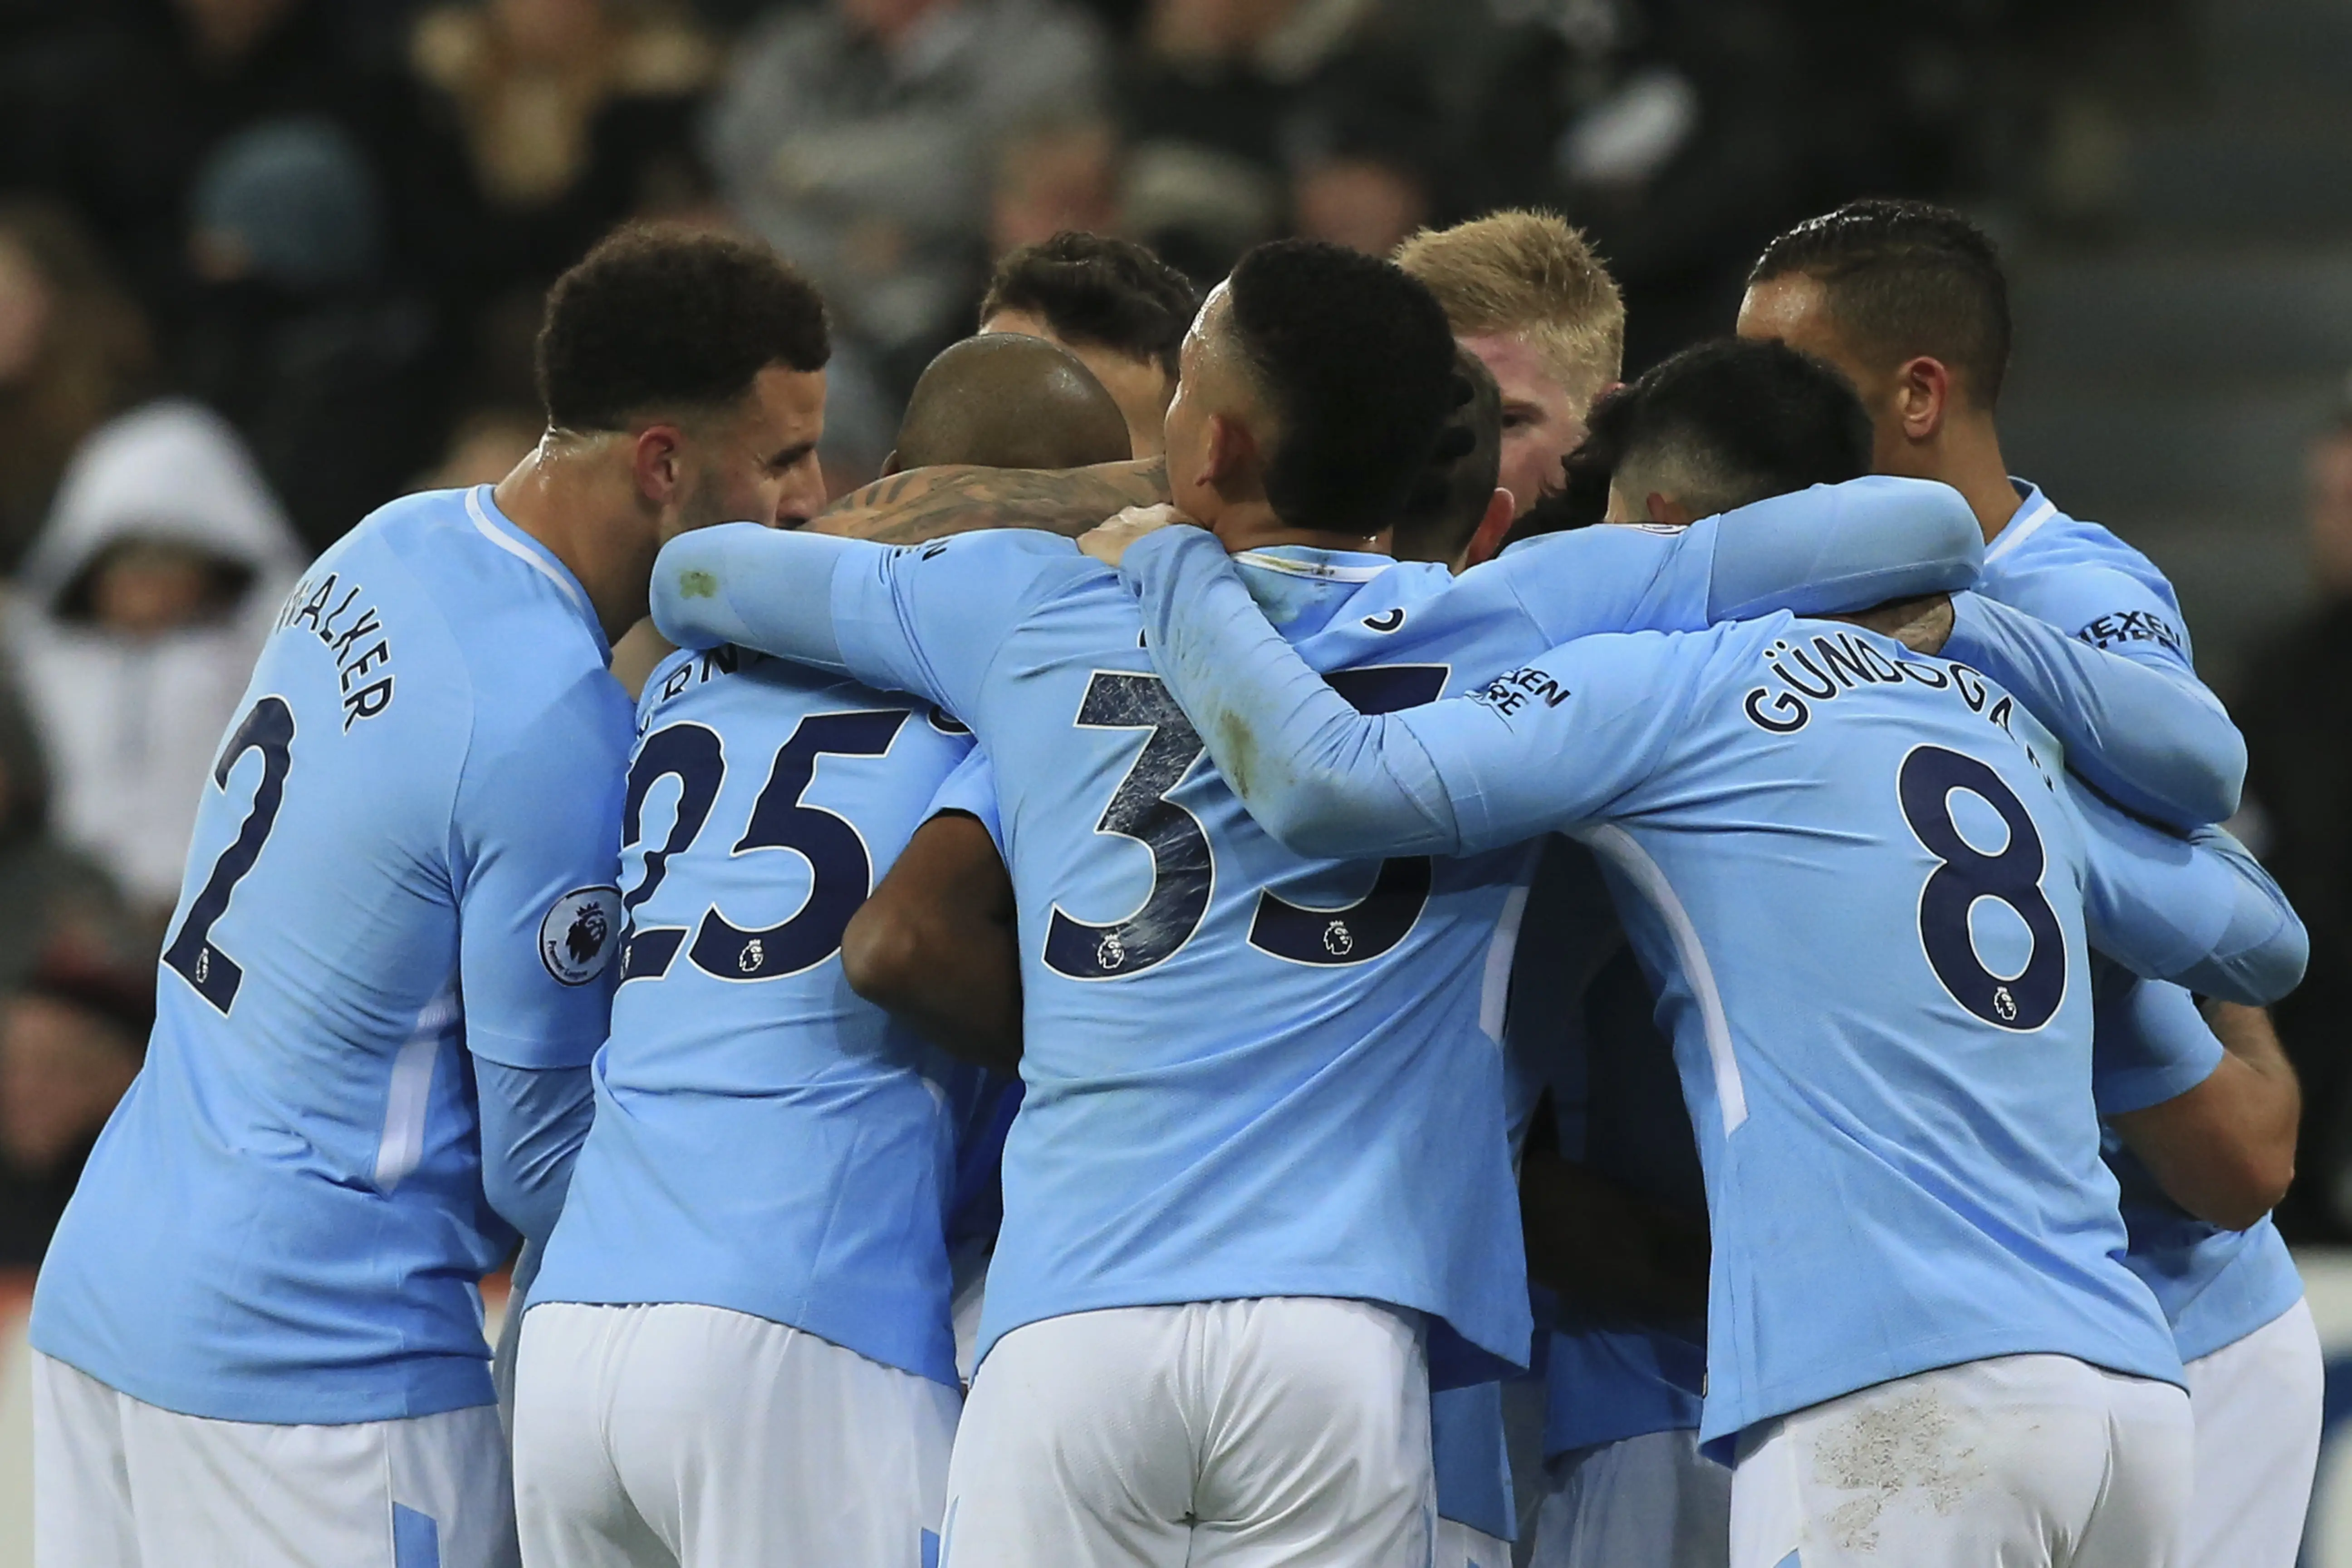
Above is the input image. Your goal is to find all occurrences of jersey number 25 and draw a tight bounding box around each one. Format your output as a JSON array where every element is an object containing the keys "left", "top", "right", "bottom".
[{"left": 618, "top": 710, "right": 908, "bottom": 983}]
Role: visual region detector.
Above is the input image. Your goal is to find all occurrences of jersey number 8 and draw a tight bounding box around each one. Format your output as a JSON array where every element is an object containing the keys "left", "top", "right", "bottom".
[{"left": 1897, "top": 744, "right": 2066, "bottom": 1032}]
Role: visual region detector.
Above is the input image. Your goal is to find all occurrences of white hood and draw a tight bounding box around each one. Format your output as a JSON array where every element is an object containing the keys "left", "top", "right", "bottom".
[
  {"left": 10, "top": 399, "right": 310, "bottom": 909},
  {"left": 19, "top": 398, "right": 306, "bottom": 616}
]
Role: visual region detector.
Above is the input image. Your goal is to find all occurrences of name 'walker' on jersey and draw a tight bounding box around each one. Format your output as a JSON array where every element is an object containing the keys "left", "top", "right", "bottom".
[{"left": 31, "top": 484, "right": 631, "bottom": 1426}]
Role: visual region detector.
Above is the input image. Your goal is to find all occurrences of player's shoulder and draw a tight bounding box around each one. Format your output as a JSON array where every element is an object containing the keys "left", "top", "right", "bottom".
[
  {"left": 368, "top": 487, "right": 628, "bottom": 764},
  {"left": 1989, "top": 486, "right": 2171, "bottom": 588},
  {"left": 635, "top": 640, "right": 916, "bottom": 730}
]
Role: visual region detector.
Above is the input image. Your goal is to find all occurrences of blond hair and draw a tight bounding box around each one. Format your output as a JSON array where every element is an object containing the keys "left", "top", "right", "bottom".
[{"left": 1394, "top": 211, "right": 1624, "bottom": 403}]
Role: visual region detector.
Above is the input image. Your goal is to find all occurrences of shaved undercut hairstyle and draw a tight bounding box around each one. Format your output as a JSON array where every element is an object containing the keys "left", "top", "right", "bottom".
[
  {"left": 536, "top": 224, "right": 829, "bottom": 433},
  {"left": 1748, "top": 199, "right": 2012, "bottom": 409},
  {"left": 981, "top": 232, "right": 1199, "bottom": 382},
  {"left": 1394, "top": 211, "right": 1624, "bottom": 399},
  {"left": 1538, "top": 338, "right": 1872, "bottom": 532},
  {"left": 1225, "top": 238, "right": 1458, "bottom": 535},
  {"left": 892, "top": 334, "right": 1132, "bottom": 470},
  {"left": 1393, "top": 348, "right": 1503, "bottom": 562}
]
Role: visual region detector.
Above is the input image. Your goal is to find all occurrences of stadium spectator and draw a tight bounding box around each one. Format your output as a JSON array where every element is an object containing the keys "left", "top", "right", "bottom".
[
  {"left": 978, "top": 231, "right": 1197, "bottom": 456},
  {"left": 179, "top": 117, "right": 446, "bottom": 551},
  {"left": 705, "top": 0, "right": 1109, "bottom": 381},
  {"left": 419, "top": 404, "right": 546, "bottom": 491},
  {"left": 0, "top": 202, "right": 157, "bottom": 577},
  {"left": 989, "top": 119, "right": 1122, "bottom": 258},
  {"left": 408, "top": 0, "right": 717, "bottom": 295},
  {"left": 2236, "top": 401, "right": 2352, "bottom": 1239},
  {"left": 7, "top": 400, "right": 306, "bottom": 927},
  {"left": 1283, "top": 53, "right": 1440, "bottom": 260},
  {"left": 0, "top": 0, "right": 480, "bottom": 328},
  {"left": 0, "top": 952, "right": 152, "bottom": 1266}
]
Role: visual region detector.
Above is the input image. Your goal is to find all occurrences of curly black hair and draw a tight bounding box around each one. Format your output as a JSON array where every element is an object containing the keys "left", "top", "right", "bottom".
[
  {"left": 535, "top": 224, "right": 829, "bottom": 432},
  {"left": 1522, "top": 337, "right": 1872, "bottom": 537},
  {"left": 981, "top": 233, "right": 1199, "bottom": 382},
  {"left": 1225, "top": 239, "right": 1457, "bottom": 536},
  {"left": 1748, "top": 198, "right": 2011, "bottom": 409}
]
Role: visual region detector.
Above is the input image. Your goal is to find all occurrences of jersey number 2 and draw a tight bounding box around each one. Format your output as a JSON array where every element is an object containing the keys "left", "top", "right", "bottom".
[
  {"left": 619, "top": 710, "right": 907, "bottom": 982},
  {"left": 1898, "top": 745, "right": 2066, "bottom": 1031},
  {"left": 162, "top": 696, "right": 296, "bottom": 1014}
]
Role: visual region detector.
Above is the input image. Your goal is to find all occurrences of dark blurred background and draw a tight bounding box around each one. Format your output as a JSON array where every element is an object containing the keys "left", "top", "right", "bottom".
[{"left": 0, "top": 0, "right": 2344, "bottom": 1256}]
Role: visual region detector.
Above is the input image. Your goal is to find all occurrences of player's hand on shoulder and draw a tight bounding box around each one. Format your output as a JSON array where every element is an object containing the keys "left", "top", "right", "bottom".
[
  {"left": 1079, "top": 504, "right": 1195, "bottom": 568},
  {"left": 1822, "top": 592, "right": 1954, "bottom": 655}
]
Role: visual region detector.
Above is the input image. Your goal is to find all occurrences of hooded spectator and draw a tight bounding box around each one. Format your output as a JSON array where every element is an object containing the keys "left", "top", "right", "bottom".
[{"left": 9, "top": 400, "right": 306, "bottom": 920}]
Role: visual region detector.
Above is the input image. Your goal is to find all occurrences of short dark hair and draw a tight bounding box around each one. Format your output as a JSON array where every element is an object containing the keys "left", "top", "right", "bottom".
[
  {"left": 1533, "top": 338, "right": 1872, "bottom": 531},
  {"left": 980, "top": 232, "right": 1198, "bottom": 381},
  {"left": 536, "top": 224, "right": 829, "bottom": 432},
  {"left": 1393, "top": 348, "right": 1503, "bottom": 562},
  {"left": 1225, "top": 238, "right": 1457, "bottom": 535},
  {"left": 1748, "top": 198, "right": 2011, "bottom": 407}
]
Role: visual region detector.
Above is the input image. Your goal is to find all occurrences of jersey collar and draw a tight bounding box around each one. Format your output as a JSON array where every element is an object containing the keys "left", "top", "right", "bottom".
[
  {"left": 1230, "top": 545, "right": 1394, "bottom": 583},
  {"left": 464, "top": 485, "right": 610, "bottom": 660},
  {"left": 1985, "top": 479, "right": 2062, "bottom": 565}
]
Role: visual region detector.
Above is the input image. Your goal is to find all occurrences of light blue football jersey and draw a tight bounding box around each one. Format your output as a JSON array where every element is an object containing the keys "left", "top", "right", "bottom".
[
  {"left": 1505, "top": 841, "right": 1709, "bottom": 1459},
  {"left": 649, "top": 478, "right": 1983, "bottom": 1382},
  {"left": 32, "top": 485, "right": 630, "bottom": 1425},
  {"left": 1979, "top": 480, "right": 2303, "bottom": 1363},
  {"left": 529, "top": 642, "right": 986, "bottom": 1387},
  {"left": 1109, "top": 526, "right": 2307, "bottom": 1447}
]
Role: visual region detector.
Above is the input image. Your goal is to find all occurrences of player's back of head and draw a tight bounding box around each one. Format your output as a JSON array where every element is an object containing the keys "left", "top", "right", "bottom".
[
  {"left": 892, "top": 333, "right": 1133, "bottom": 470},
  {"left": 535, "top": 224, "right": 829, "bottom": 433},
  {"left": 1394, "top": 211, "right": 1624, "bottom": 401},
  {"left": 1748, "top": 199, "right": 2011, "bottom": 409},
  {"left": 1544, "top": 338, "right": 1872, "bottom": 528},
  {"left": 1224, "top": 238, "right": 1458, "bottom": 535},
  {"left": 980, "top": 233, "right": 1199, "bottom": 383},
  {"left": 1392, "top": 348, "right": 1503, "bottom": 564}
]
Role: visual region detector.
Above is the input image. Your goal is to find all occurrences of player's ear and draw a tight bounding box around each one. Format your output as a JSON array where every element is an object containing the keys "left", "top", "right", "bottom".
[
  {"left": 1462, "top": 485, "right": 1516, "bottom": 569},
  {"left": 1200, "top": 412, "right": 1257, "bottom": 492},
  {"left": 631, "top": 424, "right": 689, "bottom": 506},
  {"left": 1895, "top": 355, "right": 1953, "bottom": 442},
  {"left": 879, "top": 449, "right": 902, "bottom": 478}
]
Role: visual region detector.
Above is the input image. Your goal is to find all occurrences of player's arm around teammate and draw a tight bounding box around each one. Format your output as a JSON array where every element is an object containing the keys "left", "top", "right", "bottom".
[{"left": 842, "top": 763, "right": 1024, "bottom": 1071}]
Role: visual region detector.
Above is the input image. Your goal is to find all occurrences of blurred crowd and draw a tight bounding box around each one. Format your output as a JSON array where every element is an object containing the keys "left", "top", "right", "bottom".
[{"left": 0, "top": 0, "right": 2343, "bottom": 1258}]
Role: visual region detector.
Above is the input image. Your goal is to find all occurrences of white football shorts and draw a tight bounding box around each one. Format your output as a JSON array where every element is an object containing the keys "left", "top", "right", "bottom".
[
  {"left": 1532, "top": 1426, "right": 1730, "bottom": 1568},
  {"left": 941, "top": 1296, "right": 1434, "bottom": 1568},
  {"left": 1729, "top": 1352, "right": 2191, "bottom": 1568},
  {"left": 2180, "top": 1296, "right": 2322, "bottom": 1568},
  {"left": 33, "top": 1351, "right": 516, "bottom": 1568},
  {"left": 513, "top": 1300, "right": 958, "bottom": 1568},
  {"left": 1435, "top": 1516, "right": 1512, "bottom": 1568}
]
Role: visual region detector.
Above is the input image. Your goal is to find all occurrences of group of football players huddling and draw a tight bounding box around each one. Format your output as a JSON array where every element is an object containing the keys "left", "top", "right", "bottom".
[{"left": 23, "top": 200, "right": 2320, "bottom": 1568}]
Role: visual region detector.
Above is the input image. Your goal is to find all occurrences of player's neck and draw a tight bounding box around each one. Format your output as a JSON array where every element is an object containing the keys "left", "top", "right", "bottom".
[
  {"left": 492, "top": 448, "right": 649, "bottom": 643},
  {"left": 1914, "top": 414, "right": 2022, "bottom": 546},
  {"left": 1209, "top": 501, "right": 1389, "bottom": 559}
]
